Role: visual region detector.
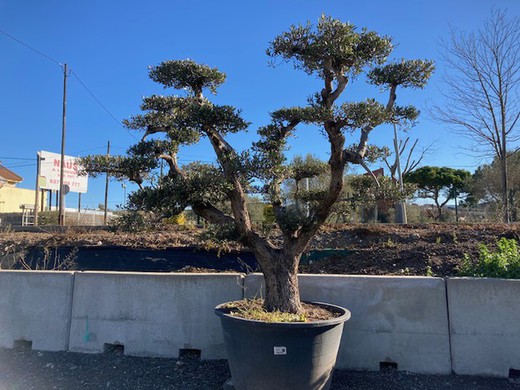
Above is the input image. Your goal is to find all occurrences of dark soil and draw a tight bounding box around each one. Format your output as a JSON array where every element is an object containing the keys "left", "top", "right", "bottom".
[
  {"left": 1, "top": 223, "right": 518, "bottom": 277},
  {"left": 303, "top": 223, "right": 520, "bottom": 277},
  {"left": 1, "top": 348, "right": 517, "bottom": 389}
]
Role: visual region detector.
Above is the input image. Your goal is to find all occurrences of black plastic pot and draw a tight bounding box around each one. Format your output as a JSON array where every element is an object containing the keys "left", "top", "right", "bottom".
[{"left": 215, "top": 301, "right": 350, "bottom": 390}]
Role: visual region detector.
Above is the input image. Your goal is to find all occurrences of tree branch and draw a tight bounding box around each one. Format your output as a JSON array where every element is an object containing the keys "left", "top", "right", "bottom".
[
  {"left": 158, "top": 153, "right": 184, "bottom": 178},
  {"left": 142, "top": 125, "right": 169, "bottom": 141}
]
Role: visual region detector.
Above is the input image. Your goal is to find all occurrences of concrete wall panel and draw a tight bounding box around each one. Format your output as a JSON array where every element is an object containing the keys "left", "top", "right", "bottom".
[
  {"left": 245, "top": 274, "right": 451, "bottom": 374},
  {"left": 0, "top": 270, "right": 75, "bottom": 351},
  {"left": 447, "top": 277, "right": 520, "bottom": 377},
  {"left": 68, "top": 272, "right": 243, "bottom": 359},
  {"left": 3, "top": 269, "right": 518, "bottom": 378}
]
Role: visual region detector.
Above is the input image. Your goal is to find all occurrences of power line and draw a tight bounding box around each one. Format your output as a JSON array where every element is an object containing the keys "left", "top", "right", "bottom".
[
  {"left": 0, "top": 28, "right": 62, "bottom": 66},
  {"left": 70, "top": 70, "right": 138, "bottom": 141},
  {"left": 0, "top": 28, "right": 139, "bottom": 142},
  {"left": 74, "top": 146, "right": 111, "bottom": 154},
  {"left": 69, "top": 70, "right": 138, "bottom": 141},
  {"left": 5, "top": 163, "right": 36, "bottom": 168},
  {"left": 178, "top": 158, "right": 214, "bottom": 163},
  {"left": 0, "top": 156, "right": 34, "bottom": 161}
]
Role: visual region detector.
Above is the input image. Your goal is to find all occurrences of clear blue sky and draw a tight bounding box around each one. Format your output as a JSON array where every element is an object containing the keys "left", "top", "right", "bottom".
[{"left": 1, "top": 0, "right": 519, "bottom": 210}]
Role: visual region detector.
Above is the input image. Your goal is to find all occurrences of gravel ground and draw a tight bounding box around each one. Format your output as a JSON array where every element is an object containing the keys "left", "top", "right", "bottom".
[{"left": 0, "top": 348, "right": 518, "bottom": 390}]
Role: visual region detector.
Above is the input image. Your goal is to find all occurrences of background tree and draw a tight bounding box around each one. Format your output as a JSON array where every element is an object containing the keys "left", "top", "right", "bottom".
[
  {"left": 82, "top": 16, "right": 433, "bottom": 314},
  {"left": 349, "top": 174, "right": 415, "bottom": 222},
  {"left": 285, "top": 154, "right": 329, "bottom": 216},
  {"left": 380, "top": 138, "right": 432, "bottom": 183},
  {"left": 467, "top": 151, "right": 520, "bottom": 221},
  {"left": 434, "top": 9, "right": 520, "bottom": 222},
  {"left": 376, "top": 136, "right": 433, "bottom": 222},
  {"left": 285, "top": 154, "right": 417, "bottom": 223},
  {"left": 405, "top": 166, "right": 471, "bottom": 220},
  {"left": 284, "top": 154, "right": 358, "bottom": 223}
]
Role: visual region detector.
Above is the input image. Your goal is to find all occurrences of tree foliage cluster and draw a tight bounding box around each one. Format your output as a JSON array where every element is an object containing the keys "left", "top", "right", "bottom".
[
  {"left": 465, "top": 151, "right": 520, "bottom": 221},
  {"left": 405, "top": 166, "right": 471, "bottom": 220}
]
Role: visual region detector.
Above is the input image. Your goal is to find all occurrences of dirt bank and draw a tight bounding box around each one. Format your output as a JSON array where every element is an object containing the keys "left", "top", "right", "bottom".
[{"left": 1, "top": 223, "right": 518, "bottom": 277}]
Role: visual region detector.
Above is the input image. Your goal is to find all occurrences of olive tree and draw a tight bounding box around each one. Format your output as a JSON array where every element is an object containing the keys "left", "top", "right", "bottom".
[{"left": 83, "top": 16, "right": 433, "bottom": 313}]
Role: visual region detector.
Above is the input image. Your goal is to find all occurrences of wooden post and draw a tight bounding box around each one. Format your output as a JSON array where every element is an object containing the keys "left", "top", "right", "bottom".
[
  {"left": 40, "top": 189, "right": 44, "bottom": 212},
  {"left": 103, "top": 140, "right": 110, "bottom": 225},
  {"left": 34, "top": 152, "right": 41, "bottom": 226},
  {"left": 58, "top": 63, "right": 68, "bottom": 226},
  {"left": 77, "top": 193, "right": 82, "bottom": 225}
]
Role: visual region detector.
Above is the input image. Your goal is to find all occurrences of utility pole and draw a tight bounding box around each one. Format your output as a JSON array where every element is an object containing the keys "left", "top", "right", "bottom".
[
  {"left": 34, "top": 152, "right": 41, "bottom": 226},
  {"left": 58, "top": 63, "right": 68, "bottom": 226},
  {"left": 77, "top": 193, "right": 82, "bottom": 225},
  {"left": 103, "top": 140, "right": 110, "bottom": 225}
]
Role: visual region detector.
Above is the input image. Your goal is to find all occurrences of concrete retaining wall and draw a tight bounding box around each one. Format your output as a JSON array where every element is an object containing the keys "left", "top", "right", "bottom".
[
  {"left": 68, "top": 272, "right": 243, "bottom": 359},
  {"left": 0, "top": 271, "right": 75, "bottom": 351},
  {"left": 245, "top": 274, "right": 451, "bottom": 374},
  {"left": 1, "top": 270, "right": 519, "bottom": 377},
  {"left": 447, "top": 277, "right": 520, "bottom": 377}
]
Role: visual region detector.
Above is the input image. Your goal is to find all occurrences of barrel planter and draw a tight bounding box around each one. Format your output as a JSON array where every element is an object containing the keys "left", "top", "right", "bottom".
[{"left": 215, "top": 302, "right": 350, "bottom": 390}]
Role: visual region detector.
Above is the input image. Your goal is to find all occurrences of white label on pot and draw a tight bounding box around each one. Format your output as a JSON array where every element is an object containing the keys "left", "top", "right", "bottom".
[{"left": 273, "top": 346, "right": 287, "bottom": 355}]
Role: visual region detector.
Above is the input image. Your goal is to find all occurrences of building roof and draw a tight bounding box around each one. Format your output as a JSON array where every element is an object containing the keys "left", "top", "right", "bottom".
[{"left": 0, "top": 164, "right": 23, "bottom": 183}]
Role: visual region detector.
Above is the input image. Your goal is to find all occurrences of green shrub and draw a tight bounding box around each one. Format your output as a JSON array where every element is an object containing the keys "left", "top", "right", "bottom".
[
  {"left": 109, "top": 212, "right": 151, "bottom": 233},
  {"left": 459, "top": 238, "right": 520, "bottom": 279},
  {"left": 38, "top": 211, "right": 59, "bottom": 225}
]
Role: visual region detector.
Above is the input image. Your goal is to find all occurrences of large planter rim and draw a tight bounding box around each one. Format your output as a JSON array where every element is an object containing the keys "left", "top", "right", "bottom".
[{"left": 215, "top": 301, "right": 351, "bottom": 329}]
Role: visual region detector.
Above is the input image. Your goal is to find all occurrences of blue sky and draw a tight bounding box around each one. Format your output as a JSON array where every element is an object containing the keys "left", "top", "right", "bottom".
[{"left": 1, "top": 0, "right": 519, "bottom": 210}]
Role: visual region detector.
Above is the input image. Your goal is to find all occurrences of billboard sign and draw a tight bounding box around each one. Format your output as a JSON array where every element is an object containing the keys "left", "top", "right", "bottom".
[{"left": 38, "top": 151, "right": 88, "bottom": 193}]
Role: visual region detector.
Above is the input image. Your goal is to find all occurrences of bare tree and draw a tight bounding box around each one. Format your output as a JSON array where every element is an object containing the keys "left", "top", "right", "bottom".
[
  {"left": 434, "top": 9, "right": 520, "bottom": 222},
  {"left": 382, "top": 137, "right": 432, "bottom": 181},
  {"left": 377, "top": 135, "right": 433, "bottom": 222}
]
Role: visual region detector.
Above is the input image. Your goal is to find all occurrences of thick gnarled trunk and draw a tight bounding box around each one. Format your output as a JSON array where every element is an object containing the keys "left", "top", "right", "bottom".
[{"left": 255, "top": 250, "right": 302, "bottom": 313}]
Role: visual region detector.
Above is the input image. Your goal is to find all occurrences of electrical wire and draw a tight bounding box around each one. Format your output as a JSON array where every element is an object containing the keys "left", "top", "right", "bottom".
[
  {"left": 0, "top": 28, "right": 62, "bottom": 66},
  {"left": 0, "top": 156, "right": 34, "bottom": 161},
  {"left": 75, "top": 146, "right": 115, "bottom": 154},
  {"left": 4, "top": 163, "right": 36, "bottom": 168},
  {"left": 178, "top": 158, "right": 214, "bottom": 163},
  {"left": 0, "top": 28, "right": 139, "bottom": 142},
  {"left": 70, "top": 70, "right": 139, "bottom": 141}
]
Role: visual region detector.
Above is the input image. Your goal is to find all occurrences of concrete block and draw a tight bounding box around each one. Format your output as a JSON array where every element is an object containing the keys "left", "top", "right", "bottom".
[
  {"left": 0, "top": 270, "right": 75, "bottom": 351},
  {"left": 68, "top": 272, "right": 243, "bottom": 359},
  {"left": 447, "top": 277, "right": 520, "bottom": 377},
  {"left": 245, "top": 274, "right": 451, "bottom": 374}
]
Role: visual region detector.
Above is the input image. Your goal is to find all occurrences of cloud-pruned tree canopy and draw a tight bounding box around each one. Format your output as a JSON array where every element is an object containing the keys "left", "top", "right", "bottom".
[{"left": 81, "top": 15, "right": 433, "bottom": 313}]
